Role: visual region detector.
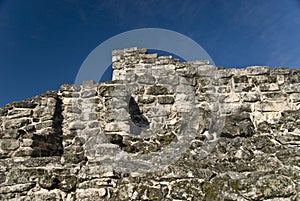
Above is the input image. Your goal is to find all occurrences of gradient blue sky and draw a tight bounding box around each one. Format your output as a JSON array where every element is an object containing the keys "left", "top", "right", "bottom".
[{"left": 0, "top": 0, "right": 300, "bottom": 107}]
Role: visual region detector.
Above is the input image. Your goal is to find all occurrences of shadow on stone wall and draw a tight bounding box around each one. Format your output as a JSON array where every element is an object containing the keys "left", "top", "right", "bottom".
[{"left": 0, "top": 92, "right": 64, "bottom": 158}]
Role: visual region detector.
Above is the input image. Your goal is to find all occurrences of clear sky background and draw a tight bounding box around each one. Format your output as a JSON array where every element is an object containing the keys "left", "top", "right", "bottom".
[{"left": 0, "top": 0, "right": 299, "bottom": 107}]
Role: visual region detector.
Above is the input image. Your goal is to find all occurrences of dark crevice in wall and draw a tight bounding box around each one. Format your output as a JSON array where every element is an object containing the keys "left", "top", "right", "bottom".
[
  {"left": 53, "top": 96, "right": 64, "bottom": 156},
  {"left": 30, "top": 95, "right": 64, "bottom": 157},
  {"left": 128, "top": 96, "right": 150, "bottom": 136}
]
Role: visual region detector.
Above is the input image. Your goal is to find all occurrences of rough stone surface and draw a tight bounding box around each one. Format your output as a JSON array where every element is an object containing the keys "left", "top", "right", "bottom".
[{"left": 0, "top": 47, "right": 299, "bottom": 200}]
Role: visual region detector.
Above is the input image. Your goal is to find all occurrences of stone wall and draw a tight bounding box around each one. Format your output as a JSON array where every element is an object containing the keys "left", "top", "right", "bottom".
[{"left": 0, "top": 47, "right": 299, "bottom": 200}]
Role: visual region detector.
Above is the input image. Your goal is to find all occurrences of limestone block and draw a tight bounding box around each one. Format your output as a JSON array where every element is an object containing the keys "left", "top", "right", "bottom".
[
  {"left": 176, "top": 66, "right": 197, "bottom": 77},
  {"left": 196, "top": 65, "right": 216, "bottom": 76},
  {"left": 253, "top": 111, "right": 282, "bottom": 125},
  {"left": 234, "top": 83, "right": 254, "bottom": 92},
  {"left": 137, "top": 96, "right": 155, "bottom": 104},
  {"left": 179, "top": 77, "right": 196, "bottom": 86},
  {"left": 152, "top": 65, "right": 175, "bottom": 77},
  {"left": 98, "top": 85, "right": 116, "bottom": 97},
  {"left": 35, "top": 120, "right": 53, "bottom": 130},
  {"left": 158, "top": 75, "right": 179, "bottom": 85},
  {"left": 259, "top": 83, "right": 279, "bottom": 91},
  {"left": 241, "top": 93, "right": 260, "bottom": 102},
  {"left": 239, "top": 174, "right": 296, "bottom": 200},
  {"left": 283, "top": 83, "right": 300, "bottom": 93},
  {"left": 176, "top": 84, "right": 194, "bottom": 94},
  {"left": 109, "top": 108, "right": 130, "bottom": 121},
  {"left": 94, "top": 143, "right": 120, "bottom": 157},
  {"left": 88, "top": 121, "right": 99, "bottom": 128},
  {"left": 134, "top": 67, "right": 152, "bottom": 76},
  {"left": 22, "top": 139, "right": 33, "bottom": 147},
  {"left": 277, "top": 75, "right": 285, "bottom": 85},
  {"left": 105, "top": 122, "right": 129, "bottom": 132},
  {"left": 224, "top": 93, "right": 240, "bottom": 103},
  {"left": 60, "top": 83, "right": 81, "bottom": 92},
  {"left": 218, "top": 86, "right": 231, "bottom": 93},
  {"left": 157, "top": 96, "right": 175, "bottom": 104},
  {"left": 65, "top": 106, "right": 82, "bottom": 114},
  {"left": 290, "top": 93, "right": 300, "bottom": 102},
  {"left": 13, "top": 147, "right": 34, "bottom": 157},
  {"left": 246, "top": 66, "right": 270, "bottom": 75},
  {"left": 4, "top": 118, "right": 30, "bottom": 130},
  {"left": 142, "top": 53, "right": 157, "bottom": 59},
  {"left": 256, "top": 102, "right": 295, "bottom": 112},
  {"left": 69, "top": 122, "right": 86, "bottom": 130},
  {"left": 0, "top": 139, "right": 19, "bottom": 150},
  {"left": 107, "top": 97, "right": 128, "bottom": 109},
  {"left": 11, "top": 101, "right": 37, "bottom": 109},
  {"left": 146, "top": 105, "right": 171, "bottom": 117},
  {"left": 146, "top": 85, "right": 169, "bottom": 95},
  {"left": 137, "top": 74, "right": 156, "bottom": 85},
  {"left": 82, "top": 80, "right": 97, "bottom": 89},
  {"left": 76, "top": 188, "right": 107, "bottom": 199},
  {"left": 33, "top": 106, "right": 55, "bottom": 117},
  {"left": 7, "top": 109, "right": 32, "bottom": 119},
  {"left": 190, "top": 60, "right": 210, "bottom": 65},
  {"left": 219, "top": 68, "right": 238, "bottom": 78},
  {"left": 0, "top": 182, "right": 35, "bottom": 194},
  {"left": 262, "top": 92, "right": 287, "bottom": 101},
  {"left": 81, "top": 90, "right": 97, "bottom": 98},
  {"left": 270, "top": 68, "right": 290, "bottom": 75},
  {"left": 173, "top": 102, "right": 194, "bottom": 112},
  {"left": 233, "top": 75, "right": 249, "bottom": 83}
]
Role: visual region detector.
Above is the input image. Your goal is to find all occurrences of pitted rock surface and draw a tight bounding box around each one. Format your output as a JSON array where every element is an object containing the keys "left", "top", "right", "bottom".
[{"left": 0, "top": 47, "right": 299, "bottom": 200}]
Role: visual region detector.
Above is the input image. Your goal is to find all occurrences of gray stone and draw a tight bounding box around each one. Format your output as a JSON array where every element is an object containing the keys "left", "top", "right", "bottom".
[
  {"left": 69, "top": 122, "right": 86, "bottom": 130},
  {"left": 0, "top": 47, "right": 299, "bottom": 200},
  {"left": 0, "top": 139, "right": 20, "bottom": 150},
  {"left": 146, "top": 85, "right": 169, "bottom": 95},
  {"left": 157, "top": 96, "right": 175, "bottom": 104},
  {"left": 136, "top": 74, "right": 156, "bottom": 85},
  {"left": 81, "top": 90, "right": 97, "bottom": 98},
  {"left": 246, "top": 66, "right": 270, "bottom": 75}
]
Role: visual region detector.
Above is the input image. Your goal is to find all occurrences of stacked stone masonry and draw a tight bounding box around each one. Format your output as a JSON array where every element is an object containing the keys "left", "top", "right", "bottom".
[{"left": 0, "top": 47, "right": 299, "bottom": 200}]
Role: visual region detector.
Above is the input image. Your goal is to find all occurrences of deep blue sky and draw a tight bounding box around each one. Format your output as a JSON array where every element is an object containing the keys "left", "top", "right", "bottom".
[{"left": 0, "top": 0, "right": 300, "bottom": 107}]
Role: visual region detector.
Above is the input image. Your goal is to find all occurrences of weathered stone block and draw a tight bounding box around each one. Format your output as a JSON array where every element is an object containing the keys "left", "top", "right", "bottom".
[
  {"left": 157, "top": 96, "right": 175, "bottom": 104},
  {"left": 81, "top": 90, "right": 97, "bottom": 98},
  {"left": 0, "top": 139, "right": 19, "bottom": 150},
  {"left": 105, "top": 122, "right": 129, "bottom": 132},
  {"left": 0, "top": 182, "right": 36, "bottom": 194},
  {"left": 246, "top": 66, "right": 270, "bottom": 75},
  {"left": 69, "top": 122, "right": 86, "bottom": 130},
  {"left": 146, "top": 85, "right": 169, "bottom": 95},
  {"left": 259, "top": 83, "right": 279, "bottom": 91},
  {"left": 137, "top": 96, "right": 155, "bottom": 104},
  {"left": 234, "top": 83, "right": 254, "bottom": 92},
  {"left": 233, "top": 75, "right": 248, "bottom": 83},
  {"left": 270, "top": 68, "right": 290, "bottom": 75},
  {"left": 7, "top": 109, "right": 32, "bottom": 119},
  {"left": 137, "top": 74, "right": 156, "bottom": 85},
  {"left": 241, "top": 93, "right": 260, "bottom": 102},
  {"left": 224, "top": 93, "right": 240, "bottom": 103},
  {"left": 257, "top": 102, "right": 295, "bottom": 112},
  {"left": 11, "top": 101, "right": 37, "bottom": 109},
  {"left": 290, "top": 93, "right": 300, "bottom": 102},
  {"left": 82, "top": 80, "right": 97, "bottom": 88},
  {"left": 283, "top": 83, "right": 300, "bottom": 93},
  {"left": 158, "top": 75, "right": 179, "bottom": 85}
]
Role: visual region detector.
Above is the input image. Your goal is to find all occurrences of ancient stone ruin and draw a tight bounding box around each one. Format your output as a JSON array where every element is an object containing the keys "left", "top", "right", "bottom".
[{"left": 0, "top": 47, "right": 299, "bottom": 200}]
